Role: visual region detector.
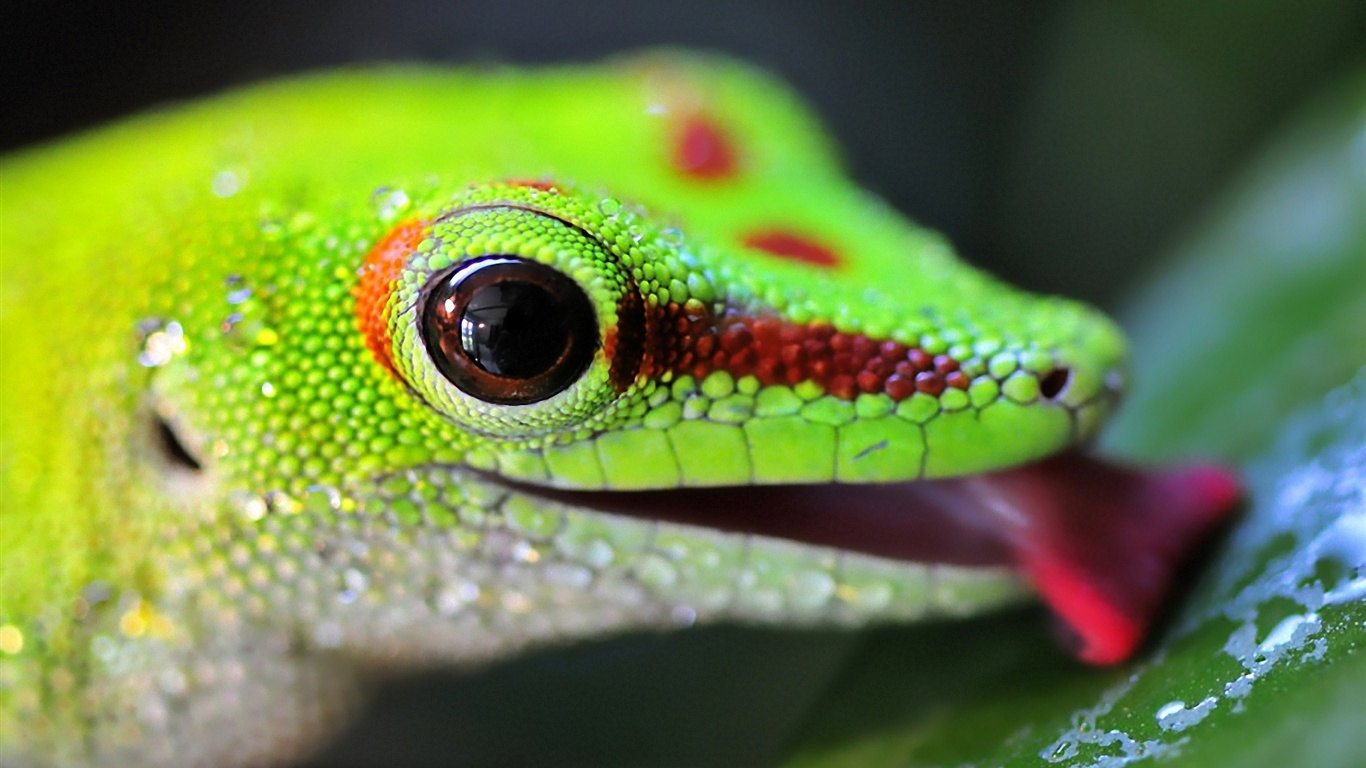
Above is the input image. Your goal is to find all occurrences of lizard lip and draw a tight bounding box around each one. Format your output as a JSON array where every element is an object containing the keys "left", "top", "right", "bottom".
[{"left": 528, "top": 452, "right": 1241, "bottom": 664}]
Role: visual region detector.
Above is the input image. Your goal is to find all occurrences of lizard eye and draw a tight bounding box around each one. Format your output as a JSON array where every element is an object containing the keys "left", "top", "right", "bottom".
[
  {"left": 420, "top": 257, "right": 598, "bottom": 405},
  {"left": 376, "top": 189, "right": 651, "bottom": 439}
]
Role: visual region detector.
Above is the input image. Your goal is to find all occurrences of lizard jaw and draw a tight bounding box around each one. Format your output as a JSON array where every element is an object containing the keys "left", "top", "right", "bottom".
[
  {"left": 148, "top": 397, "right": 1238, "bottom": 664},
  {"left": 525, "top": 453, "right": 1241, "bottom": 664}
]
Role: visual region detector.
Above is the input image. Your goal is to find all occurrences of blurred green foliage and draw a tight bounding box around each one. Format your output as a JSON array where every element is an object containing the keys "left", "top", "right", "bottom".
[{"left": 981, "top": 0, "right": 1364, "bottom": 305}]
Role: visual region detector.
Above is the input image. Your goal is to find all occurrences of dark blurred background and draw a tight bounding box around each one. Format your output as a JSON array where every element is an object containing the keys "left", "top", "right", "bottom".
[
  {"left": 4, "top": 3, "right": 1362, "bottom": 765},
  {"left": 4, "top": 0, "right": 1361, "bottom": 307}
]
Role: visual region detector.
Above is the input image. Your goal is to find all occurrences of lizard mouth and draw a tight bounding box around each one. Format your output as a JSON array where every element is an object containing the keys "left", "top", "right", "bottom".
[
  {"left": 527, "top": 453, "right": 1241, "bottom": 664},
  {"left": 150, "top": 401, "right": 1239, "bottom": 664}
]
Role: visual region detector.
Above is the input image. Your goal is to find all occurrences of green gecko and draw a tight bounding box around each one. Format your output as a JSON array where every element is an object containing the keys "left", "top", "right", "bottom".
[{"left": 0, "top": 52, "right": 1239, "bottom": 766}]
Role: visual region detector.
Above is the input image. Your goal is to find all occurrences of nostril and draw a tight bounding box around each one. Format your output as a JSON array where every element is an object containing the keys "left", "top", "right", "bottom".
[
  {"left": 1040, "top": 368, "right": 1071, "bottom": 400},
  {"left": 154, "top": 415, "right": 203, "bottom": 472}
]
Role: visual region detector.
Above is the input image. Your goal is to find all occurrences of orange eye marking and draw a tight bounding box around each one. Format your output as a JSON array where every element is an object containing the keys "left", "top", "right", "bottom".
[
  {"left": 740, "top": 228, "right": 841, "bottom": 269},
  {"left": 355, "top": 218, "right": 427, "bottom": 374},
  {"left": 673, "top": 113, "right": 738, "bottom": 180},
  {"left": 505, "top": 179, "right": 558, "bottom": 191}
]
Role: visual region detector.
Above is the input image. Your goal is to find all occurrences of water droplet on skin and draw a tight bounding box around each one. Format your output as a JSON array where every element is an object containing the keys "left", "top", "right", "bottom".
[
  {"left": 343, "top": 568, "right": 368, "bottom": 593},
  {"left": 226, "top": 286, "right": 253, "bottom": 305},
  {"left": 221, "top": 314, "right": 278, "bottom": 351},
  {"left": 211, "top": 170, "right": 243, "bottom": 198},
  {"left": 670, "top": 605, "right": 698, "bottom": 626},
  {"left": 237, "top": 495, "right": 268, "bottom": 522},
  {"left": 263, "top": 490, "right": 300, "bottom": 515},
  {"left": 303, "top": 485, "right": 343, "bottom": 514},
  {"left": 434, "top": 580, "right": 481, "bottom": 616},
  {"left": 221, "top": 312, "right": 244, "bottom": 339},
  {"left": 510, "top": 540, "right": 541, "bottom": 564},
  {"left": 137, "top": 319, "right": 187, "bottom": 367},
  {"left": 597, "top": 198, "right": 622, "bottom": 217},
  {"left": 370, "top": 187, "right": 411, "bottom": 220},
  {"left": 260, "top": 381, "right": 277, "bottom": 398}
]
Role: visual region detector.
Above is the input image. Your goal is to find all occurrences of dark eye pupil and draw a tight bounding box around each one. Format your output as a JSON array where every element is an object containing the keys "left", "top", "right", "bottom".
[
  {"left": 459, "top": 280, "right": 568, "bottom": 377},
  {"left": 421, "top": 257, "right": 598, "bottom": 405}
]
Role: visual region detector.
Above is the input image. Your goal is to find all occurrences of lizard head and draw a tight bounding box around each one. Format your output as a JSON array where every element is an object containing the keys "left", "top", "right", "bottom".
[
  {"left": 361, "top": 181, "right": 1128, "bottom": 488},
  {"left": 318, "top": 174, "right": 1229, "bottom": 667},
  {"left": 87, "top": 59, "right": 1235, "bottom": 741},
  {"left": 148, "top": 165, "right": 1225, "bottom": 673}
]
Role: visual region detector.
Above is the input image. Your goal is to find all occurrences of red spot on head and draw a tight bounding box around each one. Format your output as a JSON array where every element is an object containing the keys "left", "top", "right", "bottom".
[
  {"left": 741, "top": 229, "right": 841, "bottom": 269},
  {"left": 674, "top": 114, "right": 738, "bottom": 180},
  {"left": 355, "top": 219, "right": 427, "bottom": 374}
]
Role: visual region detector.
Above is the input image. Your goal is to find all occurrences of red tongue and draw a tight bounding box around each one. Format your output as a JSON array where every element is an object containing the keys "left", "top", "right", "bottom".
[{"left": 975, "top": 455, "right": 1241, "bottom": 664}]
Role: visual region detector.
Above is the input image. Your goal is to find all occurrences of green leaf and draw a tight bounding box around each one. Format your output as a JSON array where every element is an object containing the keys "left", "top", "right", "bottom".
[{"left": 783, "top": 69, "right": 1366, "bottom": 768}]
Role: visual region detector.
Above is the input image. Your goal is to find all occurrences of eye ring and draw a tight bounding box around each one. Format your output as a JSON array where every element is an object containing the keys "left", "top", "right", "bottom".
[{"left": 419, "top": 256, "right": 600, "bottom": 406}]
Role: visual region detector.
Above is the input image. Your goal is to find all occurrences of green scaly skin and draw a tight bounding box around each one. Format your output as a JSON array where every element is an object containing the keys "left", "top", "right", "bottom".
[{"left": 0, "top": 53, "right": 1125, "bottom": 766}]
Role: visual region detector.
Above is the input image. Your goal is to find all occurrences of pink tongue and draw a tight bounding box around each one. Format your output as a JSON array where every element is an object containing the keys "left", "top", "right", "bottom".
[{"left": 974, "top": 455, "right": 1241, "bottom": 664}]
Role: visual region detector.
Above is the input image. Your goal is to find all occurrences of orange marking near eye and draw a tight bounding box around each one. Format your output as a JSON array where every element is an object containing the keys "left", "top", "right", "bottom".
[
  {"left": 674, "top": 114, "right": 738, "bottom": 180},
  {"left": 506, "top": 179, "right": 558, "bottom": 191},
  {"left": 355, "top": 218, "right": 428, "bottom": 374},
  {"left": 741, "top": 229, "right": 841, "bottom": 269}
]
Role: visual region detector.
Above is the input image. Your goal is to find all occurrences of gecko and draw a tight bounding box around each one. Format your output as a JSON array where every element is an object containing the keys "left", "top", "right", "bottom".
[{"left": 0, "top": 52, "right": 1240, "bottom": 767}]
